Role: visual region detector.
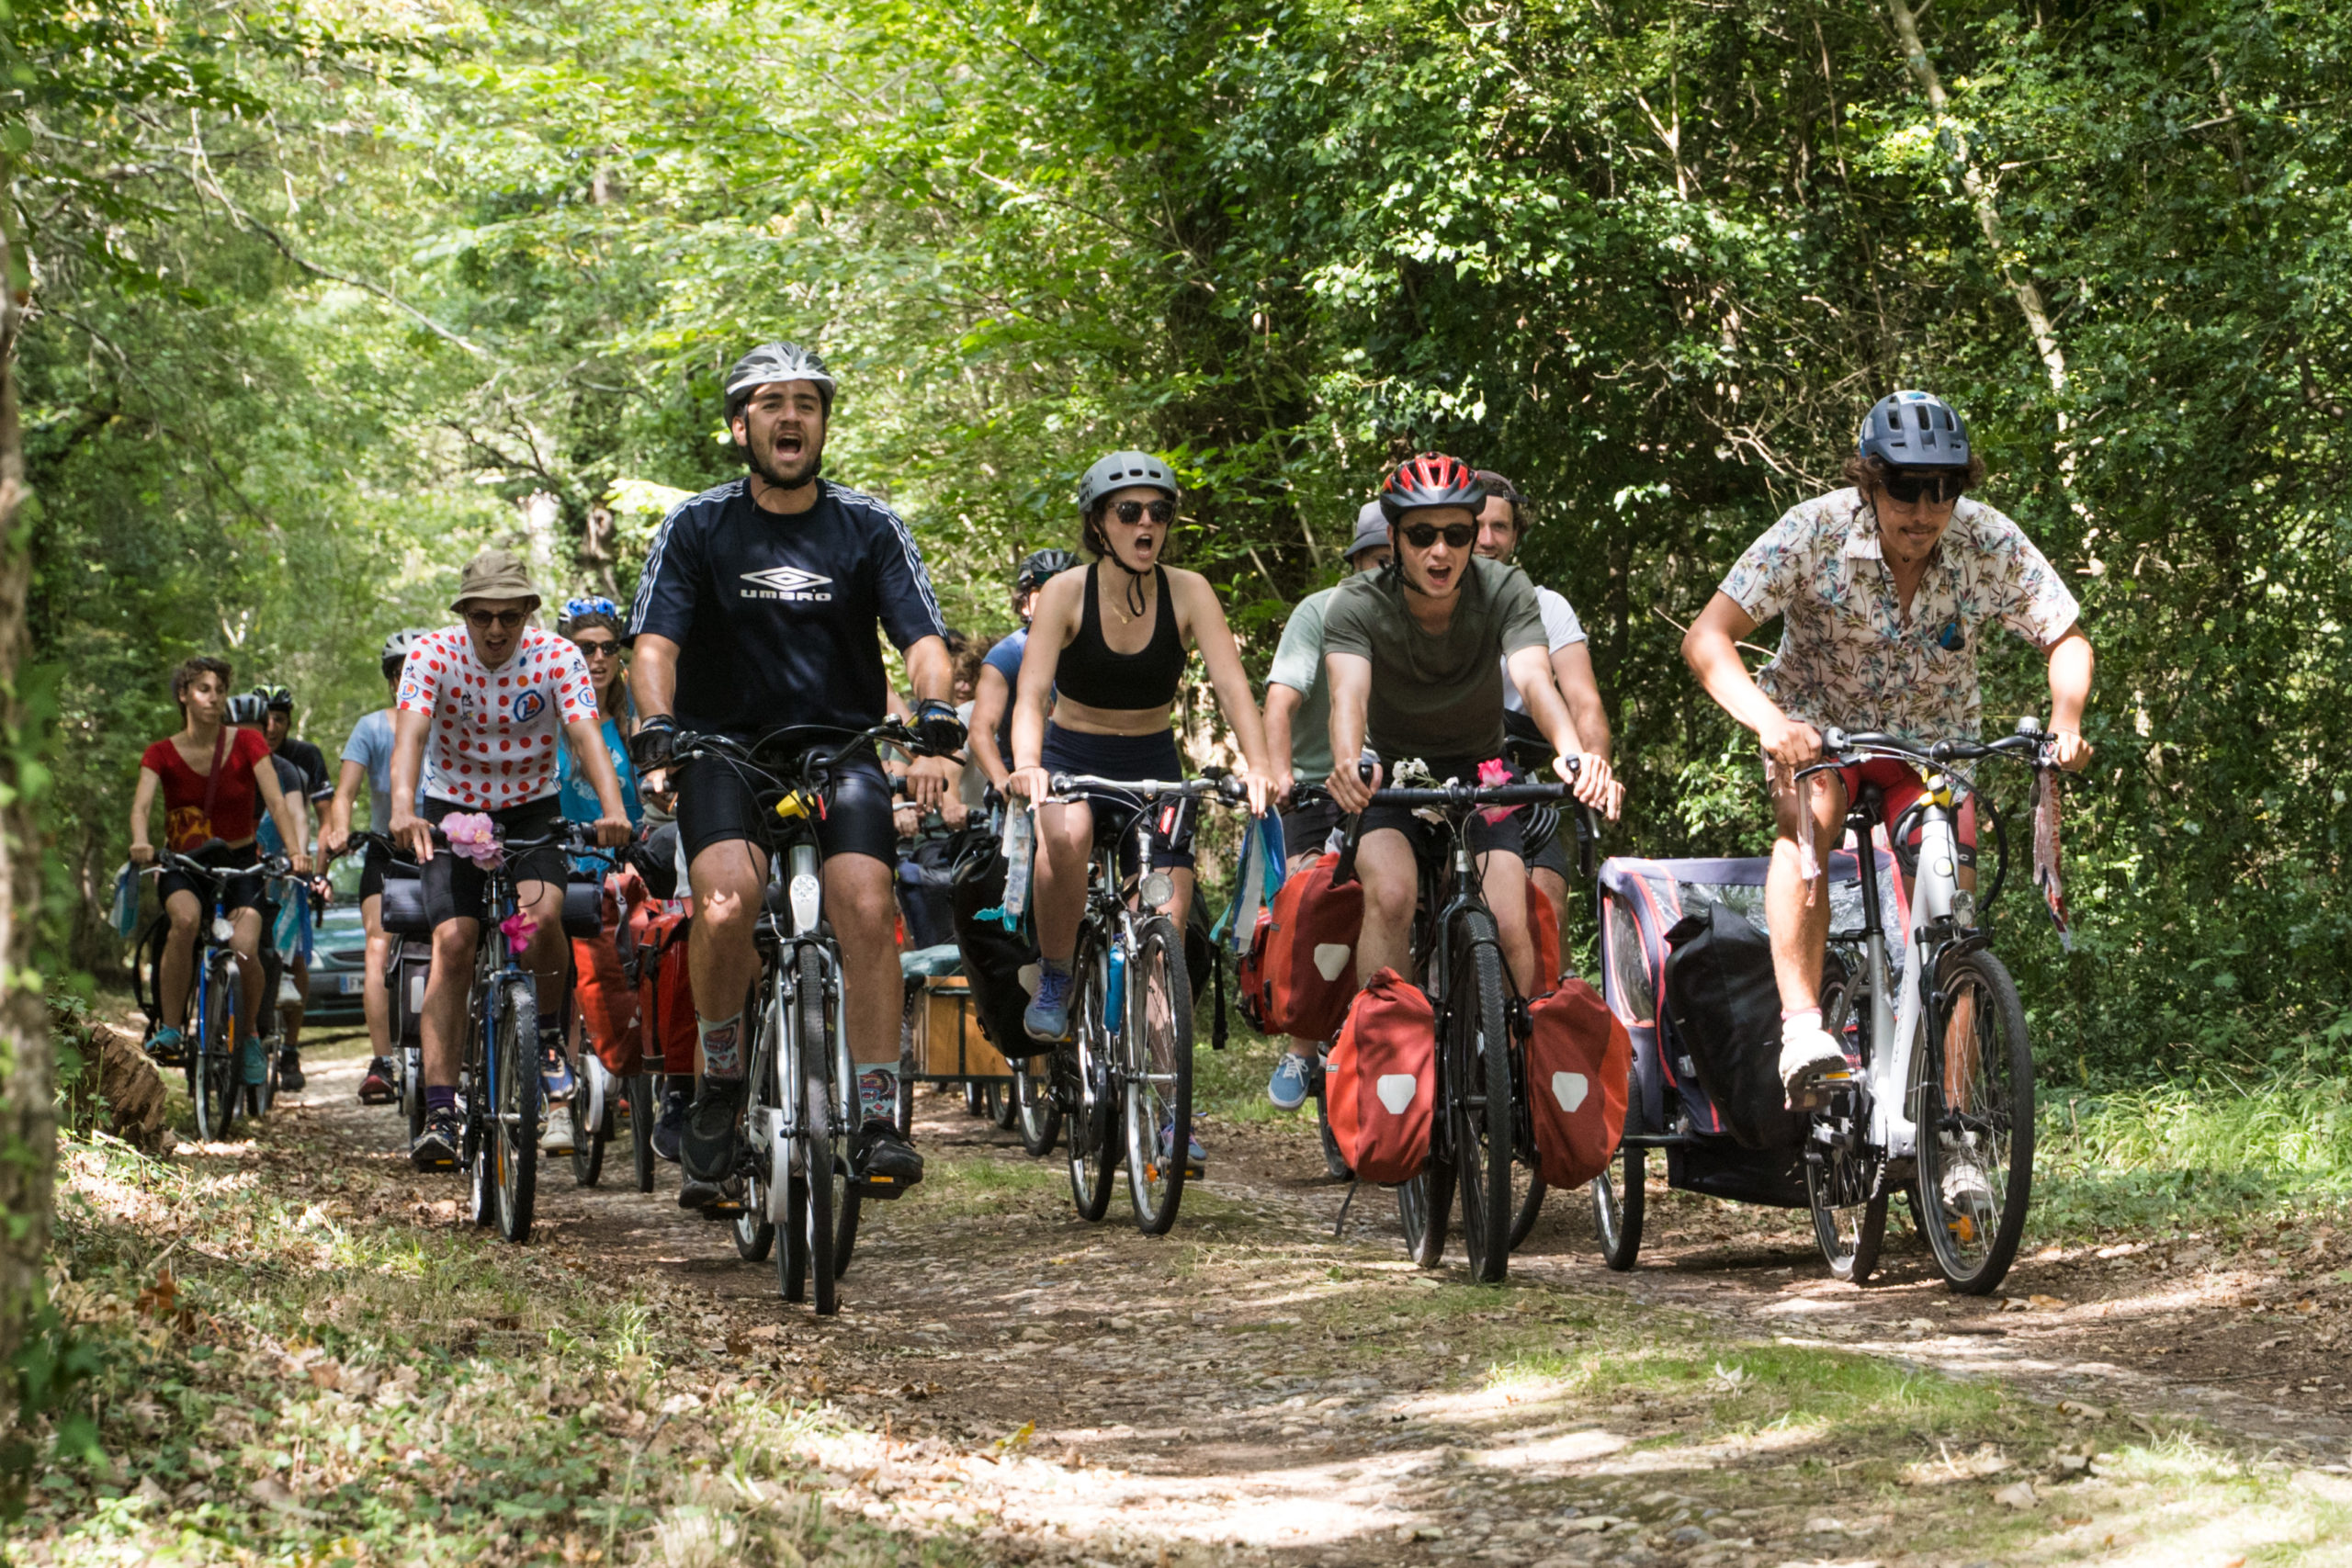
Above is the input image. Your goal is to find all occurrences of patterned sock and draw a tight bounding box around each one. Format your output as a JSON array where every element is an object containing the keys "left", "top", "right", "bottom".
[
  {"left": 425, "top": 1085, "right": 457, "bottom": 1116},
  {"left": 697, "top": 1012, "right": 744, "bottom": 1080},
  {"left": 858, "top": 1069, "right": 895, "bottom": 1126}
]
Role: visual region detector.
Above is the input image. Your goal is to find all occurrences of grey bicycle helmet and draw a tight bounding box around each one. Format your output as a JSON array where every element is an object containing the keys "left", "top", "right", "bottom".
[
  {"left": 225, "top": 693, "right": 269, "bottom": 728},
  {"left": 1015, "top": 548, "right": 1080, "bottom": 593},
  {"left": 1076, "top": 451, "right": 1179, "bottom": 513},
  {"left": 724, "top": 342, "right": 837, "bottom": 423},
  {"left": 380, "top": 627, "right": 427, "bottom": 681},
  {"left": 1858, "top": 390, "right": 1971, "bottom": 468}
]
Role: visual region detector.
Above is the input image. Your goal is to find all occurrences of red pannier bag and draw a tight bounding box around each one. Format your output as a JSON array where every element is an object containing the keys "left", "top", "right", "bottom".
[
  {"left": 1523, "top": 977, "right": 1632, "bottom": 1188},
  {"left": 1527, "top": 883, "right": 1562, "bottom": 996},
  {"left": 572, "top": 876, "right": 642, "bottom": 1076},
  {"left": 1237, "top": 852, "right": 1364, "bottom": 1041},
  {"left": 629, "top": 908, "right": 696, "bottom": 1076},
  {"left": 1324, "top": 966, "right": 1437, "bottom": 1184}
]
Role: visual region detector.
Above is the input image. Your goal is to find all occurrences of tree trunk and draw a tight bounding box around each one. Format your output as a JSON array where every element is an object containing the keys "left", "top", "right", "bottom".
[
  {"left": 0, "top": 220, "right": 53, "bottom": 1439},
  {"left": 1883, "top": 0, "right": 2068, "bottom": 398}
]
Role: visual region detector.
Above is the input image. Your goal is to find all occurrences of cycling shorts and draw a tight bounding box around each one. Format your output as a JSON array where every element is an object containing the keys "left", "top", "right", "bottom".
[
  {"left": 1522, "top": 809, "right": 1572, "bottom": 885},
  {"left": 357, "top": 840, "right": 392, "bottom": 905},
  {"left": 159, "top": 840, "right": 264, "bottom": 916},
  {"left": 420, "top": 795, "right": 568, "bottom": 929},
  {"left": 1039, "top": 724, "right": 1197, "bottom": 871},
  {"left": 1280, "top": 794, "right": 1343, "bottom": 866},
  {"left": 1833, "top": 757, "right": 1977, "bottom": 865},
  {"left": 673, "top": 745, "right": 896, "bottom": 870},
  {"left": 1359, "top": 753, "right": 1527, "bottom": 863}
]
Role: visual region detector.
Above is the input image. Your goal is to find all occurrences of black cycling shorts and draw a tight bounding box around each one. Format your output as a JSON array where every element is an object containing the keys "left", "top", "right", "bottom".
[
  {"left": 1040, "top": 724, "right": 1197, "bottom": 871},
  {"left": 158, "top": 840, "right": 265, "bottom": 916},
  {"left": 357, "top": 840, "right": 392, "bottom": 905},
  {"left": 420, "top": 795, "right": 568, "bottom": 929},
  {"left": 1521, "top": 809, "right": 1572, "bottom": 885},
  {"left": 673, "top": 746, "right": 897, "bottom": 871},
  {"left": 1280, "top": 795, "right": 1343, "bottom": 866},
  {"left": 1358, "top": 753, "right": 1527, "bottom": 863}
]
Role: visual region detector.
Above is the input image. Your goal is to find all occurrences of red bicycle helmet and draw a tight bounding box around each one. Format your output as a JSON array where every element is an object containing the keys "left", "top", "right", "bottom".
[{"left": 1378, "top": 453, "right": 1487, "bottom": 522}]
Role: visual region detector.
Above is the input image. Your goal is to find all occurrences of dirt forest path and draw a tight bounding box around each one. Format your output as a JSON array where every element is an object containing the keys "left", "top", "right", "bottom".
[{"left": 119, "top": 1011, "right": 2331, "bottom": 1568}]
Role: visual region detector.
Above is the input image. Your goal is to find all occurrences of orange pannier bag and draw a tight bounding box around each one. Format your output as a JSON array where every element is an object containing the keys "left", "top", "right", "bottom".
[
  {"left": 1523, "top": 977, "right": 1632, "bottom": 1188},
  {"left": 1237, "top": 852, "right": 1364, "bottom": 1041},
  {"left": 1323, "top": 967, "right": 1437, "bottom": 1184}
]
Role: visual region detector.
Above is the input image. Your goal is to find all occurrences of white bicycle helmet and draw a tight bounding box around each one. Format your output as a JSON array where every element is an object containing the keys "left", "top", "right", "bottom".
[{"left": 724, "top": 342, "right": 837, "bottom": 423}]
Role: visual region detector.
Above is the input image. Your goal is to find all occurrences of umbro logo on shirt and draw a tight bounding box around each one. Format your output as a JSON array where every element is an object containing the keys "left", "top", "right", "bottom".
[{"left": 739, "top": 565, "right": 834, "bottom": 603}]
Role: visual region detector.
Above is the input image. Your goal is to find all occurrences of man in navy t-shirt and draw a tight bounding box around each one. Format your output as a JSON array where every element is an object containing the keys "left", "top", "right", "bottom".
[{"left": 627, "top": 342, "right": 961, "bottom": 1205}]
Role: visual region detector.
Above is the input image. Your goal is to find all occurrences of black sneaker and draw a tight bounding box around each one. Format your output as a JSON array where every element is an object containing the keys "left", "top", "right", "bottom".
[
  {"left": 358, "top": 1058, "right": 397, "bottom": 1105},
  {"left": 277, "top": 1046, "right": 305, "bottom": 1091},
  {"left": 677, "top": 1175, "right": 729, "bottom": 1211},
  {"left": 851, "top": 1119, "right": 924, "bottom": 1192},
  {"left": 681, "top": 1077, "right": 748, "bottom": 1182},
  {"left": 651, "top": 1086, "right": 689, "bottom": 1164},
  {"left": 410, "top": 1110, "right": 461, "bottom": 1171}
]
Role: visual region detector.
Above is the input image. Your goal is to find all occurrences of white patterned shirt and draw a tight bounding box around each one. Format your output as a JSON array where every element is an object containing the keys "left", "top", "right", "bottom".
[
  {"left": 396, "top": 626, "right": 597, "bottom": 809},
  {"left": 1718, "top": 489, "right": 2081, "bottom": 745}
]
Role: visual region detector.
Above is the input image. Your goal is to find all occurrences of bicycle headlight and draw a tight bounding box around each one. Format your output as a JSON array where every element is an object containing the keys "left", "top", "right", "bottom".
[
  {"left": 789, "top": 872, "right": 821, "bottom": 932},
  {"left": 1140, "top": 872, "right": 1175, "bottom": 909}
]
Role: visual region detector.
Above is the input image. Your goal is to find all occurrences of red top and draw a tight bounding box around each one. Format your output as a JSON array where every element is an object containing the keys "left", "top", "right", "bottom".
[{"left": 141, "top": 728, "right": 276, "bottom": 852}]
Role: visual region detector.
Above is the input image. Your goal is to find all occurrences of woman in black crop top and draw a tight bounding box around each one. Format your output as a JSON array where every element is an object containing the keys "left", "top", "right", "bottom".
[{"left": 1005, "top": 450, "right": 1274, "bottom": 1077}]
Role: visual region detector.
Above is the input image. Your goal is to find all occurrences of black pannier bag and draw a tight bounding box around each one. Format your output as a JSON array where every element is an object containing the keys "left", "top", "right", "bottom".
[
  {"left": 379, "top": 863, "right": 431, "bottom": 937},
  {"left": 1661, "top": 902, "right": 1808, "bottom": 1152},
  {"left": 949, "top": 828, "right": 1046, "bottom": 1059}
]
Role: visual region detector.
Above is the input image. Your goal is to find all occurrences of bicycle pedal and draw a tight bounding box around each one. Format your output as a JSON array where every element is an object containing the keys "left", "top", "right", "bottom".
[{"left": 852, "top": 1174, "right": 912, "bottom": 1201}]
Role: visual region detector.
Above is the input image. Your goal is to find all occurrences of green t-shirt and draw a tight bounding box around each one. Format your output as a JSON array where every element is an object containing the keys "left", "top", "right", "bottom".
[
  {"left": 1266, "top": 585, "right": 1338, "bottom": 785},
  {"left": 1321, "top": 557, "right": 1548, "bottom": 761}
]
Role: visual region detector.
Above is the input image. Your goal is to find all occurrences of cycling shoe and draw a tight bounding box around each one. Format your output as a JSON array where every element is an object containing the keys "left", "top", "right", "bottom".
[
  {"left": 851, "top": 1120, "right": 924, "bottom": 1194},
  {"left": 682, "top": 1077, "right": 749, "bottom": 1182},
  {"left": 410, "top": 1110, "right": 462, "bottom": 1171}
]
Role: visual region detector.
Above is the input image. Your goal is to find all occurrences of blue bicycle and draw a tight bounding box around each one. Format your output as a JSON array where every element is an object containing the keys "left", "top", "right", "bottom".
[{"left": 138, "top": 846, "right": 292, "bottom": 1141}]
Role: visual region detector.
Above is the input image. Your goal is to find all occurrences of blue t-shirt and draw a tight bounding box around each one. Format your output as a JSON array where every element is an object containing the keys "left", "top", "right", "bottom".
[
  {"left": 983, "top": 629, "right": 1027, "bottom": 754},
  {"left": 557, "top": 712, "right": 644, "bottom": 876},
  {"left": 339, "top": 708, "right": 430, "bottom": 828},
  {"left": 254, "top": 754, "right": 306, "bottom": 856},
  {"left": 626, "top": 479, "right": 946, "bottom": 739}
]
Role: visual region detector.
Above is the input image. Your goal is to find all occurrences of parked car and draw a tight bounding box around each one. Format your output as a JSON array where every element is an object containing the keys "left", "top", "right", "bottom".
[{"left": 303, "top": 852, "right": 371, "bottom": 1028}]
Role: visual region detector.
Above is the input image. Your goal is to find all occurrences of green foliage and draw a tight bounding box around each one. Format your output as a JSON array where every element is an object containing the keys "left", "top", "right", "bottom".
[{"left": 18, "top": 0, "right": 2352, "bottom": 1078}]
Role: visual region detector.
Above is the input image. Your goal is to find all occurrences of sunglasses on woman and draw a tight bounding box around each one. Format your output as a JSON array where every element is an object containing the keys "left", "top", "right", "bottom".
[
  {"left": 1881, "top": 470, "right": 1967, "bottom": 505},
  {"left": 1400, "top": 522, "right": 1477, "bottom": 550},
  {"left": 572, "top": 637, "right": 621, "bottom": 660},
  {"left": 1111, "top": 500, "right": 1175, "bottom": 525}
]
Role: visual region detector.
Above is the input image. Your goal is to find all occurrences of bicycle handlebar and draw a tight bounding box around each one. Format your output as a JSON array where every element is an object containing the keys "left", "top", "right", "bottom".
[
  {"left": 1046, "top": 772, "right": 1250, "bottom": 805},
  {"left": 142, "top": 846, "right": 296, "bottom": 884}
]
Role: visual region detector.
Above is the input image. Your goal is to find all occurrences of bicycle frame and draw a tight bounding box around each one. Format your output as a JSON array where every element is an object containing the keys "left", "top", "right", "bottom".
[
  {"left": 757, "top": 828, "right": 854, "bottom": 1203},
  {"left": 1831, "top": 786, "right": 1964, "bottom": 1165}
]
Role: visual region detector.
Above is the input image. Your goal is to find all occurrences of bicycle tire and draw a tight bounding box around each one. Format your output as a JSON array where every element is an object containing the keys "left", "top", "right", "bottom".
[
  {"left": 739, "top": 985, "right": 781, "bottom": 1264},
  {"left": 1591, "top": 1142, "right": 1645, "bottom": 1270},
  {"left": 627, "top": 1072, "right": 654, "bottom": 1192},
  {"left": 1123, "top": 915, "right": 1193, "bottom": 1235},
  {"left": 1450, "top": 908, "right": 1515, "bottom": 1283},
  {"left": 190, "top": 959, "right": 238, "bottom": 1142},
  {"left": 493, "top": 976, "right": 540, "bottom": 1244},
  {"left": 1507, "top": 1164, "right": 1547, "bottom": 1251},
  {"left": 798, "top": 945, "right": 840, "bottom": 1315},
  {"left": 571, "top": 1020, "right": 606, "bottom": 1188},
  {"left": 964, "top": 1080, "right": 988, "bottom": 1117},
  {"left": 1397, "top": 1156, "right": 1454, "bottom": 1268},
  {"left": 1311, "top": 1061, "right": 1352, "bottom": 1181},
  {"left": 1065, "top": 932, "right": 1120, "bottom": 1224},
  {"left": 1913, "top": 948, "right": 2035, "bottom": 1295},
  {"left": 989, "top": 1078, "right": 1017, "bottom": 1130},
  {"left": 404, "top": 1047, "right": 426, "bottom": 1143},
  {"left": 781, "top": 1175, "right": 809, "bottom": 1303},
  {"left": 1806, "top": 968, "right": 1887, "bottom": 1284},
  {"left": 1014, "top": 1056, "right": 1061, "bottom": 1157}
]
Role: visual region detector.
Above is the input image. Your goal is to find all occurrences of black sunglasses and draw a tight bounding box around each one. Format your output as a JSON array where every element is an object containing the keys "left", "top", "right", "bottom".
[
  {"left": 1881, "top": 470, "right": 1967, "bottom": 505},
  {"left": 572, "top": 637, "right": 621, "bottom": 658},
  {"left": 1400, "top": 523, "right": 1477, "bottom": 550},
  {"left": 1111, "top": 500, "right": 1175, "bottom": 525},
  {"left": 465, "top": 609, "right": 529, "bottom": 631}
]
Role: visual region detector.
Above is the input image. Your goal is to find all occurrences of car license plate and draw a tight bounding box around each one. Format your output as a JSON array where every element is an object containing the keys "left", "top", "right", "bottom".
[{"left": 340, "top": 975, "right": 367, "bottom": 995}]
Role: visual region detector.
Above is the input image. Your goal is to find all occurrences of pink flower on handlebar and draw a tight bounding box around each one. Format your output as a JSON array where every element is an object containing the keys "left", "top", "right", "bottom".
[
  {"left": 500, "top": 910, "right": 538, "bottom": 954},
  {"left": 1477, "top": 758, "right": 1515, "bottom": 824},
  {"left": 442, "top": 812, "right": 503, "bottom": 869}
]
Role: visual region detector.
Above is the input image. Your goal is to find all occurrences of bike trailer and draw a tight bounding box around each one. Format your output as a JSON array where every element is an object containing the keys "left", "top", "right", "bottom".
[
  {"left": 1599, "top": 849, "right": 1898, "bottom": 1209},
  {"left": 948, "top": 828, "right": 1044, "bottom": 1060}
]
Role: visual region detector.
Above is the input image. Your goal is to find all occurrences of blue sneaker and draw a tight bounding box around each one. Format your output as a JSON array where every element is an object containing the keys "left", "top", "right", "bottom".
[
  {"left": 1023, "top": 965, "right": 1076, "bottom": 1043},
  {"left": 146, "top": 1025, "right": 186, "bottom": 1065},
  {"left": 1159, "top": 1121, "right": 1206, "bottom": 1179},
  {"left": 540, "top": 1040, "right": 576, "bottom": 1101},
  {"left": 1267, "top": 1051, "right": 1315, "bottom": 1111},
  {"left": 240, "top": 1033, "right": 268, "bottom": 1086}
]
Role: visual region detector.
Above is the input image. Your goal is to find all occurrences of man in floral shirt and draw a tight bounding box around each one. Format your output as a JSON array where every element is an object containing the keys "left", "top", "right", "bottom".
[
  {"left": 1682, "top": 391, "right": 2095, "bottom": 1105},
  {"left": 389, "top": 549, "right": 633, "bottom": 1170}
]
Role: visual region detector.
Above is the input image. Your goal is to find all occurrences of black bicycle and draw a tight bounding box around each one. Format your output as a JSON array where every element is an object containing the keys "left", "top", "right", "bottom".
[
  {"left": 136, "top": 845, "right": 294, "bottom": 1140},
  {"left": 1332, "top": 765, "right": 1572, "bottom": 1283}
]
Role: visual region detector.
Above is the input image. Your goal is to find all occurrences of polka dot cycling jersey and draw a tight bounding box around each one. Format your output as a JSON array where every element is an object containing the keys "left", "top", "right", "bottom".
[{"left": 395, "top": 626, "right": 596, "bottom": 810}]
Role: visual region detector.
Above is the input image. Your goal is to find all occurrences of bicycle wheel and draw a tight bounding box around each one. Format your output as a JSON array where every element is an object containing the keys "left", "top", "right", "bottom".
[
  {"left": 738, "top": 986, "right": 780, "bottom": 1264},
  {"left": 628, "top": 1073, "right": 654, "bottom": 1193},
  {"left": 1397, "top": 1156, "right": 1454, "bottom": 1268},
  {"left": 190, "top": 963, "right": 237, "bottom": 1142},
  {"left": 403, "top": 1046, "right": 426, "bottom": 1143},
  {"left": 797, "top": 945, "right": 840, "bottom": 1315},
  {"left": 963, "top": 1081, "right": 988, "bottom": 1117},
  {"left": 1014, "top": 1056, "right": 1061, "bottom": 1157},
  {"left": 1507, "top": 1160, "right": 1547, "bottom": 1251},
  {"left": 1449, "top": 908, "right": 1514, "bottom": 1283},
  {"left": 1065, "top": 932, "right": 1121, "bottom": 1224},
  {"left": 989, "top": 1078, "right": 1017, "bottom": 1129},
  {"left": 1592, "top": 1142, "right": 1645, "bottom": 1269},
  {"left": 1311, "top": 1053, "right": 1352, "bottom": 1180},
  {"left": 1913, "top": 949, "right": 2035, "bottom": 1294},
  {"left": 467, "top": 1068, "right": 497, "bottom": 1230},
  {"left": 1806, "top": 969, "right": 1886, "bottom": 1283},
  {"left": 1123, "top": 915, "right": 1193, "bottom": 1235},
  {"left": 571, "top": 1063, "right": 607, "bottom": 1189},
  {"left": 492, "top": 976, "right": 540, "bottom": 1244}
]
